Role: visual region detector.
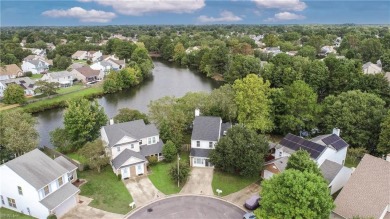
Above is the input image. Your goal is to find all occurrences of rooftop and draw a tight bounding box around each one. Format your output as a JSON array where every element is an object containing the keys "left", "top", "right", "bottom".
[{"left": 191, "top": 116, "right": 222, "bottom": 141}]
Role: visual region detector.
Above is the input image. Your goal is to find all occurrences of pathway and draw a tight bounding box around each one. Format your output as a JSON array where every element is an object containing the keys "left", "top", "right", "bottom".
[
  {"left": 124, "top": 175, "right": 165, "bottom": 207},
  {"left": 223, "top": 183, "right": 261, "bottom": 207},
  {"left": 180, "top": 167, "right": 214, "bottom": 195}
]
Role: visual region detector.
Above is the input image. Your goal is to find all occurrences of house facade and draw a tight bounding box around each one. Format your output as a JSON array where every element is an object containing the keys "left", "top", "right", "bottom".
[
  {"left": 0, "top": 77, "right": 37, "bottom": 97},
  {"left": 21, "top": 60, "right": 50, "bottom": 74},
  {"left": 0, "top": 64, "right": 23, "bottom": 80},
  {"left": 101, "top": 119, "right": 164, "bottom": 180},
  {"left": 40, "top": 71, "right": 74, "bottom": 87},
  {"left": 189, "top": 110, "right": 232, "bottom": 167},
  {"left": 71, "top": 66, "right": 101, "bottom": 83},
  {"left": 87, "top": 51, "right": 103, "bottom": 62},
  {"left": 71, "top": 51, "right": 88, "bottom": 60},
  {"left": 0, "top": 149, "right": 79, "bottom": 219}
]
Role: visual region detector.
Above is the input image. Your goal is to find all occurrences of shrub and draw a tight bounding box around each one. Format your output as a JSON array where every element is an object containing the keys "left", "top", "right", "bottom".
[
  {"left": 169, "top": 160, "right": 190, "bottom": 184},
  {"left": 47, "top": 214, "right": 57, "bottom": 219},
  {"left": 147, "top": 156, "right": 158, "bottom": 166},
  {"left": 162, "top": 140, "right": 177, "bottom": 162},
  {"left": 25, "top": 71, "right": 33, "bottom": 77},
  {"left": 117, "top": 173, "right": 122, "bottom": 181}
]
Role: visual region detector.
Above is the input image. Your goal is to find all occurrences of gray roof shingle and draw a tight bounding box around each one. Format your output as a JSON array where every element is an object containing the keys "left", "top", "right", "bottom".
[
  {"left": 320, "top": 159, "right": 343, "bottom": 183},
  {"left": 191, "top": 116, "right": 222, "bottom": 141},
  {"left": 111, "top": 149, "right": 146, "bottom": 169},
  {"left": 40, "top": 183, "right": 79, "bottom": 210},
  {"left": 5, "top": 149, "right": 69, "bottom": 189},
  {"left": 54, "top": 156, "right": 77, "bottom": 172},
  {"left": 140, "top": 141, "right": 164, "bottom": 157},
  {"left": 102, "top": 120, "right": 159, "bottom": 147},
  {"left": 190, "top": 148, "right": 212, "bottom": 158}
]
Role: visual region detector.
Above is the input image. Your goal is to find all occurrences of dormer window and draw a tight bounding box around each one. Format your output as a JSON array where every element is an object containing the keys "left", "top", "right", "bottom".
[
  {"left": 197, "top": 141, "right": 200, "bottom": 147},
  {"left": 18, "top": 186, "right": 23, "bottom": 195},
  {"left": 58, "top": 177, "right": 63, "bottom": 187},
  {"left": 44, "top": 185, "right": 50, "bottom": 196},
  {"left": 279, "top": 151, "right": 283, "bottom": 157},
  {"left": 209, "top": 142, "right": 213, "bottom": 148},
  {"left": 148, "top": 138, "right": 152, "bottom": 145}
]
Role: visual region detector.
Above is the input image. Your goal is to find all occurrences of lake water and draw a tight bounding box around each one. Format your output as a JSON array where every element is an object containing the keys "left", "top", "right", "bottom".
[{"left": 35, "top": 59, "right": 220, "bottom": 147}]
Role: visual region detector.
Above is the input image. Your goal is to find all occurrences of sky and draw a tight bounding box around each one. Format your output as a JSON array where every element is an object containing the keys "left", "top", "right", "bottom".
[{"left": 1, "top": 0, "right": 389, "bottom": 26}]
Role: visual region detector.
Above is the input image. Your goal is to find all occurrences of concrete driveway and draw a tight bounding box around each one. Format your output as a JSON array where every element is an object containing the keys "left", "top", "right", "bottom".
[
  {"left": 62, "top": 196, "right": 124, "bottom": 219},
  {"left": 180, "top": 167, "right": 213, "bottom": 195},
  {"left": 223, "top": 183, "right": 261, "bottom": 207},
  {"left": 124, "top": 176, "right": 165, "bottom": 207}
]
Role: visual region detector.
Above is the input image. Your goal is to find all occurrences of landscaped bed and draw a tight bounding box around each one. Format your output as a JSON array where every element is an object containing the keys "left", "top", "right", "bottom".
[
  {"left": 0, "top": 207, "right": 34, "bottom": 219},
  {"left": 212, "top": 170, "right": 259, "bottom": 196},
  {"left": 78, "top": 166, "right": 133, "bottom": 214}
]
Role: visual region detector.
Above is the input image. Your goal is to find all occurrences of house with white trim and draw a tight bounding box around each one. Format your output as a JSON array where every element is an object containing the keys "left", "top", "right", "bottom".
[
  {"left": 189, "top": 109, "right": 232, "bottom": 167},
  {"left": 101, "top": 119, "right": 164, "bottom": 179},
  {"left": 0, "top": 149, "right": 79, "bottom": 219},
  {"left": 40, "top": 71, "right": 74, "bottom": 87},
  {"left": 21, "top": 60, "right": 50, "bottom": 74},
  {"left": 0, "top": 77, "right": 37, "bottom": 97},
  {"left": 0, "top": 64, "right": 23, "bottom": 80}
]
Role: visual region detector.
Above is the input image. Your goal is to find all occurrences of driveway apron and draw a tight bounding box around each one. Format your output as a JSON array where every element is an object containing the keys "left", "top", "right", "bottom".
[
  {"left": 180, "top": 167, "right": 214, "bottom": 195},
  {"left": 124, "top": 176, "right": 165, "bottom": 207}
]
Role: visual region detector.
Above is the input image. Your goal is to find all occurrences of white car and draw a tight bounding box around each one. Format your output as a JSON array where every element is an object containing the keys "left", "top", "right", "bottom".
[{"left": 243, "top": 212, "right": 256, "bottom": 219}]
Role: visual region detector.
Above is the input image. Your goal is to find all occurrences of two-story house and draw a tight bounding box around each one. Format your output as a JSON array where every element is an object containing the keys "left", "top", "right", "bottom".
[
  {"left": 87, "top": 51, "right": 103, "bottom": 63},
  {"left": 71, "top": 66, "right": 102, "bottom": 83},
  {"left": 189, "top": 109, "right": 232, "bottom": 167},
  {"left": 101, "top": 119, "right": 164, "bottom": 180},
  {"left": 40, "top": 71, "right": 74, "bottom": 87},
  {"left": 0, "top": 64, "right": 23, "bottom": 80},
  {"left": 0, "top": 149, "right": 79, "bottom": 219},
  {"left": 0, "top": 77, "right": 37, "bottom": 97},
  {"left": 21, "top": 60, "right": 50, "bottom": 74}
]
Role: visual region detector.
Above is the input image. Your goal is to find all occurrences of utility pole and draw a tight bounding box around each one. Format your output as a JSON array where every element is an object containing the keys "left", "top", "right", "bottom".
[{"left": 177, "top": 154, "right": 180, "bottom": 187}]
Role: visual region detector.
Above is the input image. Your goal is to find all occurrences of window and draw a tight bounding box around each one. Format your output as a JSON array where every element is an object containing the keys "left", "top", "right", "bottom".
[
  {"left": 68, "top": 173, "right": 74, "bottom": 182},
  {"left": 0, "top": 196, "right": 4, "bottom": 205},
  {"left": 27, "top": 208, "right": 30, "bottom": 215},
  {"left": 279, "top": 151, "right": 282, "bottom": 157},
  {"left": 44, "top": 185, "right": 50, "bottom": 196},
  {"left": 139, "top": 140, "right": 143, "bottom": 145},
  {"left": 58, "top": 177, "right": 63, "bottom": 187},
  {"left": 152, "top": 137, "right": 156, "bottom": 144},
  {"left": 196, "top": 141, "right": 200, "bottom": 147},
  {"left": 131, "top": 144, "right": 134, "bottom": 149},
  {"left": 7, "top": 198, "right": 16, "bottom": 208},
  {"left": 209, "top": 142, "right": 213, "bottom": 148},
  {"left": 195, "top": 158, "right": 203, "bottom": 164},
  {"left": 148, "top": 138, "right": 152, "bottom": 145},
  {"left": 117, "top": 147, "right": 120, "bottom": 152},
  {"left": 18, "top": 186, "right": 23, "bottom": 195}
]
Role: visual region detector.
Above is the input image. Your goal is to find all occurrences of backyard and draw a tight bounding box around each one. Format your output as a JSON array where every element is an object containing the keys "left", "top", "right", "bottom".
[
  {"left": 148, "top": 150, "right": 189, "bottom": 194},
  {"left": 78, "top": 166, "right": 133, "bottom": 214},
  {"left": 212, "top": 170, "right": 260, "bottom": 196},
  {"left": 0, "top": 207, "right": 34, "bottom": 219}
]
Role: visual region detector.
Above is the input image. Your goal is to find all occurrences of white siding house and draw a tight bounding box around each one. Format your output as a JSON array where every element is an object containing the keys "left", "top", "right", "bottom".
[
  {"left": 101, "top": 119, "right": 163, "bottom": 179},
  {"left": 40, "top": 71, "right": 74, "bottom": 87},
  {"left": 0, "top": 77, "right": 37, "bottom": 97},
  {"left": 0, "top": 149, "right": 79, "bottom": 219},
  {"left": 21, "top": 60, "right": 50, "bottom": 74}
]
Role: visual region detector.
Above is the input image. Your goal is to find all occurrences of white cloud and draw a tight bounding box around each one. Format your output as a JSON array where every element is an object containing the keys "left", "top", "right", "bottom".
[
  {"left": 265, "top": 11, "right": 305, "bottom": 22},
  {"left": 42, "top": 7, "right": 116, "bottom": 23},
  {"left": 79, "top": 0, "right": 205, "bottom": 16},
  {"left": 253, "top": 10, "right": 262, "bottom": 16},
  {"left": 198, "top": 10, "right": 242, "bottom": 23},
  {"left": 253, "top": 0, "right": 306, "bottom": 11}
]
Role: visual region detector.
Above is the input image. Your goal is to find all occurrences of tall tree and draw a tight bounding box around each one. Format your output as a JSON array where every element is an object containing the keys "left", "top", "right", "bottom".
[
  {"left": 64, "top": 99, "right": 108, "bottom": 148},
  {"left": 256, "top": 169, "right": 334, "bottom": 218},
  {"left": 173, "top": 42, "right": 186, "bottom": 64},
  {"left": 359, "top": 38, "right": 382, "bottom": 62},
  {"left": 321, "top": 90, "right": 386, "bottom": 151},
  {"left": 0, "top": 110, "right": 38, "bottom": 156},
  {"left": 224, "top": 54, "right": 261, "bottom": 84},
  {"left": 380, "top": 50, "right": 390, "bottom": 72},
  {"left": 3, "top": 84, "right": 26, "bottom": 104},
  {"left": 233, "top": 74, "right": 274, "bottom": 132},
  {"left": 286, "top": 150, "right": 322, "bottom": 176},
  {"left": 53, "top": 55, "right": 71, "bottom": 70},
  {"left": 297, "top": 45, "right": 317, "bottom": 60},
  {"left": 162, "top": 140, "right": 177, "bottom": 162},
  {"left": 113, "top": 108, "right": 149, "bottom": 124},
  {"left": 377, "top": 110, "right": 390, "bottom": 155},
  {"left": 35, "top": 81, "right": 60, "bottom": 96},
  {"left": 79, "top": 140, "right": 109, "bottom": 173},
  {"left": 209, "top": 125, "right": 269, "bottom": 176},
  {"left": 49, "top": 128, "right": 72, "bottom": 153}
]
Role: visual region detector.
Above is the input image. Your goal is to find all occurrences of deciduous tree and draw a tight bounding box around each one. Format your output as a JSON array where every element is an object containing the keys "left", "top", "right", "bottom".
[
  {"left": 286, "top": 150, "right": 322, "bottom": 176},
  {"left": 162, "top": 140, "right": 177, "bottom": 162},
  {"left": 114, "top": 108, "right": 149, "bottom": 124},
  {"left": 35, "top": 81, "right": 60, "bottom": 96},
  {"left": 377, "top": 110, "right": 390, "bottom": 155},
  {"left": 80, "top": 140, "right": 109, "bottom": 173},
  {"left": 49, "top": 128, "right": 72, "bottom": 153},
  {"left": 3, "top": 84, "right": 26, "bottom": 104}
]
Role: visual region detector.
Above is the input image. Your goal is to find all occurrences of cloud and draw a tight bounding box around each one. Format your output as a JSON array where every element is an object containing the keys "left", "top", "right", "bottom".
[
  {"left": 198, "top": 10, "right": 242, "bottom": 23},
  {"left": 79, "top": 0, "right": 205, "bottom": 16},
  {"left": 253, "top": 0, "right": 307, "bottom": 11},
  {"left": 265, "top": 12, "right": 305, "bottom": 22},
  {"left": 42, "top": 7, "right": 116, "bottom": 23}
]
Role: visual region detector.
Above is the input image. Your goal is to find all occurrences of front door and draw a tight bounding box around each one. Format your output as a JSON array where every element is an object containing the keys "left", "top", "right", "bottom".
[
  {"left": 121, "top": 167, "right": 130, "bottom": 179},
  {"left": 136, "top": 164, "right": 144, "bottom": 175}
]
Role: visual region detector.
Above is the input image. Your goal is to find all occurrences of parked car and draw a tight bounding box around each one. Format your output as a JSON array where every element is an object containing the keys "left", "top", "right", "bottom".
[
  {"left": 244, "top": 195, "right": 261, "bottom": 210},
  {"left": 243, "top": 212, "right": 256, "bottom": 219}
]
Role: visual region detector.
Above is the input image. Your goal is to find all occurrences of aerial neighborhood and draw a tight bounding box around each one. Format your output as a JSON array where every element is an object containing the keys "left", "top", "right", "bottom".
[{"left": 0, "top": 5, "right": 390, "bottom": 218}]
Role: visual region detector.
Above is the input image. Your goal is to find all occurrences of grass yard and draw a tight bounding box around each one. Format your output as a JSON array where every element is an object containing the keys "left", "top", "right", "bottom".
[
  {"left": 0, "top": 103, "right": 20, "bottom": 112},
  {"left": 57, "top": 84, "right": 84, "bottom": 94},
  {"left": 78, "top": 166, "right": 133, "bottom": 214},
  {"left": 29, "top": 74, "right": 43, "bottom": 79},
  {"left": 212, "top": 170, "right": 260, "bottom": 196},
  {"left": 148, "top": 150, "right": 190, "bottom": 195},
  {"left": 67, "top": 152, "right": 88, "bottom": 164},
  {"left": 0, "top": 208, "right": 34, "bottom": 219},
  {"left": 345, "top": 157, "right": 359, "bottom": 168}
]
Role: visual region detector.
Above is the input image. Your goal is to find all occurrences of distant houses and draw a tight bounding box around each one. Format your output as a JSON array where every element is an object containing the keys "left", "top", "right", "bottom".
[
  {"left": 40, "top": 71, "right": 74, "bottom": 87},
  {"left": 71, "top": 50, "right": 103, "bottom": 62},
  {"left": 0, "top": 77, "right": 37, "bottom": 97},
  {"left": 362, "top": 61, "right": 382, "bottom": 74},
  {"left": 71, "top": 66, "right": 102, "bottom": 83},
  {"left": 21, "top": 59, "right": 50, "bottom": 74},
  {"left": 0, "top": 64, "right": 23, "bottom": 80}
]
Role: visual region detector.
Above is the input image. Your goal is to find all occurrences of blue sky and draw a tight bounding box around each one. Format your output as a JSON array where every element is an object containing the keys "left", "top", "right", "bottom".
[{"left": 1, "top": 0, "right": 389, "bottom": 26}]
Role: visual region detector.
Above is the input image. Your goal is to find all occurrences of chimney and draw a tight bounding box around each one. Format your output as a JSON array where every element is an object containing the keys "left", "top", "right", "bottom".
[
  {"left": 195, "top": 108, "right": 200, "bottom": 117},
  {"left": 109, "top": 118, "right": 114, "bottom": 125},
  {"left": 332, "top": 128, "right": 340, "bottom": 136}
]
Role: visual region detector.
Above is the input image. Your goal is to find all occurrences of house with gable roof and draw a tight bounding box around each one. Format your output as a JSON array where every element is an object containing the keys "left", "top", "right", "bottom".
[
  {"left": 0, "top": 64, "right": 23, "bottom": 80},
  {"left": 101, "top": 119, "right": 164, "bottom": 179},
  {"left": 0, "top": 149, "right": 79, "bottom": 219},
  {"left": 21, "top": 59, "right": 50, "bottom": 74},
  {"left": 40, "top": 71, "right": 74, "bottom": 87},
  {"left": 0, "top": 77, "right": 37, "bottom": 97},
  {"left": 189, "top": 109, "right": 232, "bottom": 167}
]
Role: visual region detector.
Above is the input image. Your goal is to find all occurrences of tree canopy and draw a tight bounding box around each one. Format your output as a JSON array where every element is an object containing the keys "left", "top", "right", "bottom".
[
  {"left": 377, "top": 110, "right": 390, "bottom": 155},
  {"left": 113, "top": 108, "right": 149, "bottom": 124},
  {"left": 286, "top": 150, "right": 323, "bottom": 176},
  {"left": 3, "top": 84, "right": 26, "bottom": 104}
]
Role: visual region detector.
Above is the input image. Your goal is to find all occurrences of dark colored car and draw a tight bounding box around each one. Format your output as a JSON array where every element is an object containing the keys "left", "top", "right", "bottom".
[{"left": 244, "top": 195, "right": 261, "bottom": 210}]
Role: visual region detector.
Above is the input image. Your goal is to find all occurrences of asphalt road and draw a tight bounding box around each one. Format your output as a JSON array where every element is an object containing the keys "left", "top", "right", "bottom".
[{"left": 128, "top": 195, "right": 246, "bottom": 219}]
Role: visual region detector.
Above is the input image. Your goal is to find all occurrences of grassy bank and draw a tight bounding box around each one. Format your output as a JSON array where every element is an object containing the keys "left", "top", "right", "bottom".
[
  {"left": 78, "top": 166, "right": 133, "bottom": 214},
  {"left": 212, "top": 170, "right": 259, "bottom": 196},
  {"left": 0, "top": 208, "right": 34, "bottom": 219}
]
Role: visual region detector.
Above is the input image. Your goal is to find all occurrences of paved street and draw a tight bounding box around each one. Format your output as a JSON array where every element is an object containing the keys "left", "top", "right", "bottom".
[
  {"left": 127, "top": 195, "right": 246, "bottom": 219},
  {"left": 180, "top": 167, "right": 214, "bottom": 195},
  {"left": 124, "top": 176, "right": 165, "bottom": 207}
]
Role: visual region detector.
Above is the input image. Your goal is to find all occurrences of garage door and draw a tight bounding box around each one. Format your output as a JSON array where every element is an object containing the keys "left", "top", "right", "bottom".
[{"left": 53, "top": 195, "right": 77, "bottom": 218}]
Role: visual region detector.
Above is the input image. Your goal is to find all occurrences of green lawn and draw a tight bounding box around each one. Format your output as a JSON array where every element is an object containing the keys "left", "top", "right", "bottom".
[
  {"left": 0, "top": 208, "right": 35, "bottom": 219},
  {"left": 345, "top": 157, "right": 359, "bottom": 168},
  {"left": 29, "top": 74, "right": 43, "bottom": 79},
  {"left": 212, "top": 170, "right": 259, "bottom": 196},
  {"left": 78, "top": 166, "right": 133, "bottom": 214},
  {"left": 67, "top": 152, "right": 88, "bottom": 164},
  {"left": 148, "top": 151, "right": 190, "bottom": 195},
  {"left": 57, "top": 84, "right": 84, "bottom": 94}
]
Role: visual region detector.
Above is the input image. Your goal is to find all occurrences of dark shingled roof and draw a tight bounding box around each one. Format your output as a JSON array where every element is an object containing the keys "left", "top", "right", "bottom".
[
  {"left": 320, "top": 159, "right": 343, "bottom": 183},
  {"left": 5, "top": 149, "right": 69, "bottom": 189},
  {"left": 190, "top": 148, "right": 212, "bottom": 158},
  {"left": 191, "top": 116, "right": 222, "bottom": 141},
  {"left": 40, "top": 183, "right": 79, "bottom": 210},
  {"left": 111, "top": 149, "right": 146, "bottom": 169},
  {"left": 140, "top": 141, "right": 164, "bottom": 157},
  {"left": 102, "top": 120, "right": 159, "bottom": 147},
  {"left": 279, "top": 134, "right": 326, "bottom": 159}
]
